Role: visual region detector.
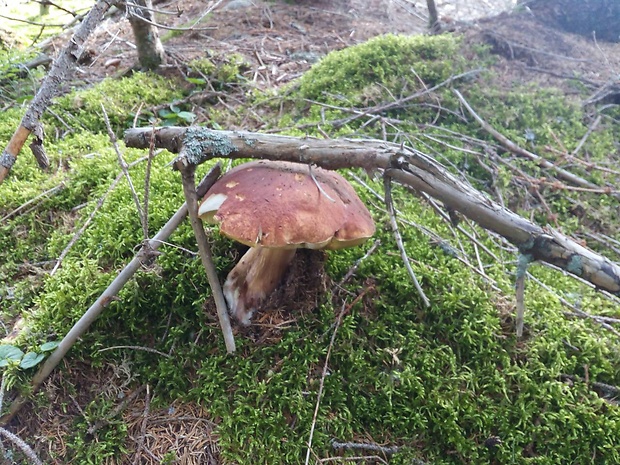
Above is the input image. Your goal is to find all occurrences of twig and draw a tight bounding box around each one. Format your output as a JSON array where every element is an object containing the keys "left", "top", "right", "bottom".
[
  {"left": 331, "top": 439, "right": 400, "bottom": 455},
  {"left": 591, "top": 31, "right": 616, "bottom": 75},
  {"left": 142, "top": 125, "right": 156, "bottom": 240},
  {"left": 32, "top": 0, "right": 80, "bottom": 17},
  {"left": 102, "top": 103, "right": 147, "bottom": 238},
  {"left": 50, "top": 155, "right": 151, "bottom": 275},
  {"left": 383, "top": 176, "right": 430, "bottom": 307},
  {"left": 336, "top": 239, "right": 381, "bottom": 288},
  {"left": 0, "top": 182, "right": 64, "bottom": 223},
  {"left": 0, "top": 428, "right": 44, "bottom": 465},
  {"left": 453, "top": 89, "right": 620, "bottom": 200},
  {"left": 515, "top": 254, "right": 531, "bottom": 337},
  {"left": 98, "top": 345, "right": 171, "bottom": 358},
  {"left": 526, "top": 272, "right": 620, "bottom": 337},
  {"left": 0, "top": 13, "right": 66, "bottom": 27},
  {"left": 305, "top": 294, "right": 362, "bottom": 465},
  {"left": 176, "top": 157, "right": 235, "bottom": 354},
  {"left": 319, "top": 455, "right": 388, "bottom": 464},
  {"left": 0, "top": 165, "right": 222, "bottom": 426},
  {"left": 124, "top": 1, "right": 182, "bottom": 16},
  {"left": 0, "top": 375, "right": 6, "bottom": 413},
  {"left": 333, "top": 69, "right": 483, "bottom": 129},
  {"left": 309, "top": 164, "right": 336, "bottom": 202},
  {"left": 188, "top": 0, "right": 225, "bottom": 29},
  {"left": 572, "top": 115, "right": 602, "bottom": 158},
  {"left": 51, "top": 171, "right": 123, "bottom": 276},
  {"left": 132, "top": 384, "right": 151, "bottom": 465},
  {"left": 145, "top": 239, "right": 198, "bottom": 256},
  {"left": 125, "top": 1, "right": 217, "bottom": 31}
]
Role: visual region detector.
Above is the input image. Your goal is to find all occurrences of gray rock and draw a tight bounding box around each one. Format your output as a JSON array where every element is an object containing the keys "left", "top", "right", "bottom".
[{"left": 222, "top": 0, "right": 254, "bottom": 11}]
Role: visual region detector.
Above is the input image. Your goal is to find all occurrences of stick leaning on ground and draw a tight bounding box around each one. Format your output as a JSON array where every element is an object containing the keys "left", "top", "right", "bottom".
[{"left": 0, "top": 165, "right": 228, "bottom": 426}]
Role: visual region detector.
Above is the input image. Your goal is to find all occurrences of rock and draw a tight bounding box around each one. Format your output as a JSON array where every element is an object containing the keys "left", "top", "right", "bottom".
[{"left": 222, "top": 0, "right": 255, "bottom": 11}]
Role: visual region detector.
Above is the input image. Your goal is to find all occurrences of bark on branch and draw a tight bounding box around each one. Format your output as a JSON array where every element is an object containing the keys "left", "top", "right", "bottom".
[
  {"left": 124, "top": 126, "right": 620, "bottom": 296},
  {"left": 0, "top": 0, "right": 113, "bottom": 184}
]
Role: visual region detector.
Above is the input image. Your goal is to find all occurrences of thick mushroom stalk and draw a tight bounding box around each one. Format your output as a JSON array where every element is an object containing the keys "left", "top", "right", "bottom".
[
  {"left": 198, "top": 160, "right": 375, "bottom": 324},
  {"left": 224, "top": 247, "right": 296, "bottom": 325}
]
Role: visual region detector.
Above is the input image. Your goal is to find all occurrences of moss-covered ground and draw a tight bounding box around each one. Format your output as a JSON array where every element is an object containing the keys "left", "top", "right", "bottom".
[{"left": 1, "top": 32, "right": 620, "bottom": 464}]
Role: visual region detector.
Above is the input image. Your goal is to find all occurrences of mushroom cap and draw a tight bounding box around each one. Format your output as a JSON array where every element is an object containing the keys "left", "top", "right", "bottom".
[{"left": 198, "top": 160, "right": 375, "bottom": 250}]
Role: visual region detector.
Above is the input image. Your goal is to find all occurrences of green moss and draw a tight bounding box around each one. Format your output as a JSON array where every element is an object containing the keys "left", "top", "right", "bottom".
[
  {"left": 298, "top": 34, "right": 464, "bottom": 104},
  {"left": 52, "top": 72, "right": 180, "bottom": 133},
  {"left": 0, "top": 48, "right": 46, "bottom": 103},
  {"left": 1, "top": 32, "right": 620, "bottom": 465}
]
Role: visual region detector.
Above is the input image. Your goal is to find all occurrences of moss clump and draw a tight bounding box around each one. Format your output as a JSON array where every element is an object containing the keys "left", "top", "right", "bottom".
[
  {"left": 52, "top": 72, "right": 180, "bottom": 133},
  {"left": 298, "top": 34, "right": 464, "bottom": 105},
  {"left": 1, "top": 32, "right": 620, "bottom": 465},
  {"left": 0, "top": 48, "right": 46, "bottom": 103}
]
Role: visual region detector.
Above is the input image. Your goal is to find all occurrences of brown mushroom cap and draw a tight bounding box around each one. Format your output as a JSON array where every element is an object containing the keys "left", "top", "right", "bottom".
[{"left": 198, "top": 160, "right": 375, "bottom": 250}]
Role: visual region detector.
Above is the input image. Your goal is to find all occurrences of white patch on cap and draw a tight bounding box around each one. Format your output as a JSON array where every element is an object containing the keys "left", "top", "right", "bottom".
[{"left": 198, "top": 193, "right": 228, "bottom": 218}]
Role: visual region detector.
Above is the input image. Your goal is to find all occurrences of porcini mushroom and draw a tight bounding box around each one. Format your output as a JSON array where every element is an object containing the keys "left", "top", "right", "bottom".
[{"left": 198, "top": 160, "right": 375, "bottom": 324}]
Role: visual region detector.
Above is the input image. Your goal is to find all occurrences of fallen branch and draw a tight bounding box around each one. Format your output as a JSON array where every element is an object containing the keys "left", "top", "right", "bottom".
[
  {"left": 176, "top": 156, "right": 235, "bottom": 354},
  {"left": 453, "top": 89, "right": 620, "bottom": 201},
  {"left": 0, "top": 165, "right": 222, "bottom": 426},
  {"left": 0, "top": 0, "right": 114, "bottom": 184},
  {"left": 124, "top": 127, "right": 620, "bottom": 297}
]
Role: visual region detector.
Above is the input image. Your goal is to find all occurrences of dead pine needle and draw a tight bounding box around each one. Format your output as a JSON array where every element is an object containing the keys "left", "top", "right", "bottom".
[
  {"left": 101, "top": 103, "right": 147, "bottom": 239},
  {"left": 132, "top": 384, "right": 151, "bottom": 465},
  {"left": 383, "top": 176, "right": 430, "bottom": 307}
]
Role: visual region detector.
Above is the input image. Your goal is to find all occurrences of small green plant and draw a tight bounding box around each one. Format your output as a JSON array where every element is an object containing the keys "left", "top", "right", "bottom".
[
  {"left": 157, "top": 103, "right": 196, "bottom": 125},
  {"left": 0, "top": 341, "right": 59, "bottom": 369}
]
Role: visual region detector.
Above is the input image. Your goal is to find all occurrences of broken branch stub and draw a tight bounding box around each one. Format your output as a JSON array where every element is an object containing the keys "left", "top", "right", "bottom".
[{"left": 124, "top": 126, "right": 620, "bottom": 297}]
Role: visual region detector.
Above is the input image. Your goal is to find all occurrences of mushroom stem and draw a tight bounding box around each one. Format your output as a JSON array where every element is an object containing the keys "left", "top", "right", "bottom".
[{"left": 224, "top": 247, "right": 297, "bottom": 325}]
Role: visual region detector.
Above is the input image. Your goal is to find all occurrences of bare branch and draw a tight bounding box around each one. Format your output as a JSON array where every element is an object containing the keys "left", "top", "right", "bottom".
[
  {"left": 0, "top": 0, "right": 114, "bottom": 184},
  {"left": 124, "top": 127, "right": 620, "bottom": 298},
  {"left": 0, "top": 165, "right": 222, "bottom": 426}
]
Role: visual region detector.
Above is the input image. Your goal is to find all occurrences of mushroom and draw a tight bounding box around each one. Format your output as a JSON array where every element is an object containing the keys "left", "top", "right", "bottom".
[{"left": 198, "top": 160, "right": 375, "bottom": 324}]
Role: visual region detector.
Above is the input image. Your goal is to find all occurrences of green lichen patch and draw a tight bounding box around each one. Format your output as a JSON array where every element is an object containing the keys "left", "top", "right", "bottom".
[{"left": 181, "top": 127, "right": 236, "bottom": 165}]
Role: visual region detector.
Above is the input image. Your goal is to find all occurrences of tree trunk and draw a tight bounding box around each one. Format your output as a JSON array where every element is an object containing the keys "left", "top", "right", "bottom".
[
  {"left": 126, "top": 0, "right": 166, "bottom": 70},
  {"left": 524, "top": 0, "right": 619, "bottom": 42},
  {"left": 426, "top": 0, "right": 440, "bottom": 33}
]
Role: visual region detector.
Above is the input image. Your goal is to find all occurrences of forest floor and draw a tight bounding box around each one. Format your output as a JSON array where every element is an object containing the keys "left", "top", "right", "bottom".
[
  {"left": 3, "top": 0, "right": 620, "bottom": 464},
  {"left": 73, "top": 0, "right": 620, "bottom": 108}
]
